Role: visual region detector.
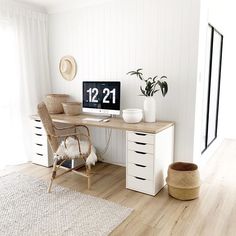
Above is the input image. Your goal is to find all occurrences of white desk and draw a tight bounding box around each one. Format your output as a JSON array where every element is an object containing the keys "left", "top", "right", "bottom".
[{"left": 31, "top": 114, "right": 174, "bottom": 196}]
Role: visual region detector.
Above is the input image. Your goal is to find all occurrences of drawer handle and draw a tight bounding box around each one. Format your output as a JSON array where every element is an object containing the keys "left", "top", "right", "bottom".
[
  {"left": 34, "top": 119, "right": 41, "bottom": 122},
  {"left": 36, "top": 153, "right": 43, "bottom": 156},
  {"left": 36, "top": 143, "right": 43, "bottom": 146},
  {"left": 134, "top": 176, "right": 146, "bottom": 181},
  {"left": 135, "top": 151, "right": 147, "bottom": 155},
  {"left": 34, "top": 126, "right": 42, "bottom": 129},
  {"left": 35, "top": 133, "right": 42, "bottom": 136},
  {"left": 135, "top": 133, "right": 147, "bottom": 136},
  {"left": 135, "top": 142, "right": 146, "bottom": 145},
  {"left": 135, "top": 164, "right": 146, "bottom": 168}
]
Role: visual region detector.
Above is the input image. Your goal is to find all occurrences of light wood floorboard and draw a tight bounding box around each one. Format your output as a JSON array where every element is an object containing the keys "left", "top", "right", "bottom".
[{"left": 1, "top": 139, "right": 236, "bottom": 236}]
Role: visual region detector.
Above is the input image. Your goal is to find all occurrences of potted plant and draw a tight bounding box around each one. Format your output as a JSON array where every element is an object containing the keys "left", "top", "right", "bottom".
[{"left": 127, "top": 68, "right": 168, "bottom": 122}]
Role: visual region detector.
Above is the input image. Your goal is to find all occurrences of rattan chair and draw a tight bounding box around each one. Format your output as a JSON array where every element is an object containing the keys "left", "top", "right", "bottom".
[{"left": 37, "top": 102, "right": 93, "bottom": 193}]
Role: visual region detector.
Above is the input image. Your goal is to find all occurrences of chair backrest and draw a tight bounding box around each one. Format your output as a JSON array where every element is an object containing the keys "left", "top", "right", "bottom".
[{"left": 37, "top": 102, "right": 59, "bottom": 153}]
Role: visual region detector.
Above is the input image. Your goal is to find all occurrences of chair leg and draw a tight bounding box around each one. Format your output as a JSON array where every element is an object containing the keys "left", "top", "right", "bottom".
[
  {"left": 47, "top": 159, "right": 57, "bottom": 193},
  {"left": 87, "top": 165, "right": 91, "bottom": 190}
]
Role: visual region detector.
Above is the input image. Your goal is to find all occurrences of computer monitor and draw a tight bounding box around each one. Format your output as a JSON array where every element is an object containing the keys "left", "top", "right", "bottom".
[{"left": 82, "top": 81, "right": 121, "bottom": 115}]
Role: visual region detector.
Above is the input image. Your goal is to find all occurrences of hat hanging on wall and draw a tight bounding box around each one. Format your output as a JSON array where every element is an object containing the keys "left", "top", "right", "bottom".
[{"left": 59, "top": 55, "right": 77, "bottom": 81}]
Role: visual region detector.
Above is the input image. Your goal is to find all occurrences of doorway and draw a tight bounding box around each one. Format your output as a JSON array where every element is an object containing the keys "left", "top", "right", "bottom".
[{"left": 201, "top": 24, "right": 223, "bottom": 153}]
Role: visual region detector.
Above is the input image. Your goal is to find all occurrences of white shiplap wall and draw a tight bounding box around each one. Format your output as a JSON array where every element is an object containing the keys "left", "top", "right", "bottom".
[{"left": 48, "top": 0, "right": 200, "bottom": 165}]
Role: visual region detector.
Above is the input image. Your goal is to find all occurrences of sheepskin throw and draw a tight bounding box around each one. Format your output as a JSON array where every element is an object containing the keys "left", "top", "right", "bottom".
[{"left": 56, "top": 137, "right": 97, "bottom": 166}]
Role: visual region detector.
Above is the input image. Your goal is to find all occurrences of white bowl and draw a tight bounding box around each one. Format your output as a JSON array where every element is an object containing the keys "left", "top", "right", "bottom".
[{"left": 122, "top": 109, "right": 143, "bottom": 123}]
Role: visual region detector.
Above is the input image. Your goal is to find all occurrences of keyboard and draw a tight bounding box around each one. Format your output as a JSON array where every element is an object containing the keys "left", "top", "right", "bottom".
[{"left": 83, "top": 117, "right": 104, "bottom": 122}]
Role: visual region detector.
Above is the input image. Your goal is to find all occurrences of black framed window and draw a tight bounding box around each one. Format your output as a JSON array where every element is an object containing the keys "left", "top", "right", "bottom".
[{"left": 201, "top": 24, "right": 223, "bottom": 154}]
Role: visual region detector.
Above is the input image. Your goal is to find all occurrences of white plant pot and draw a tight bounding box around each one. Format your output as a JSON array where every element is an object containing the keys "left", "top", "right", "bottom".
[{"left": 143, "top": 96, "right": 156, "bottom": 122}]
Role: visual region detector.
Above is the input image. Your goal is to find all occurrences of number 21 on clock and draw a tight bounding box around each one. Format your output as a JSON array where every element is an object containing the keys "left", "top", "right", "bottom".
[{"left": 86, "top": 88, "right": 116, "bottom": 104}]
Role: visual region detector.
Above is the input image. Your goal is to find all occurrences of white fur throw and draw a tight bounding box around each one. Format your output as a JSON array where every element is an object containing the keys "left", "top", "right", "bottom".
[{"left": 55, "top": 137, "right": 97, "bottom": 166}]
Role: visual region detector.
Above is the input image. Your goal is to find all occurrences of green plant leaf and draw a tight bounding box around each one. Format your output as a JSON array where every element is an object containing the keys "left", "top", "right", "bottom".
[
  {"left": 157, "top": 81, "right": 168, "bottom": 97},
  {"left": 127, "top": 69, "right": 168, "bottom": 97},
  {"left": 162, "top": 81, "right": 168, "bottom": 96},
  {"left": 127, "top": 71, "right": 135, "bottom": 74},
  {"left": 138, "top": 74, "right": 144, "bottom": 81},
  {"left": 153, "top": 76, "right": 158, "bottom": 83},
  {"left": 140, "top": 86, "right": 146, "bottom": 96},
  {"left": 152, "top": 82, "right": 157, "bottom": 90},
  {"left": 160, "top": 75, "right": 167, "bottom": 80},
  {"left": 150, "top": 80, "right": 156, "bottom": 86}
]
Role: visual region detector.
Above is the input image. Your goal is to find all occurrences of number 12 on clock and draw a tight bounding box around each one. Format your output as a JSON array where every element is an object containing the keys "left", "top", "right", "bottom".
[{"left": 86, "top": 87, "right": 116, "bottom": 104}]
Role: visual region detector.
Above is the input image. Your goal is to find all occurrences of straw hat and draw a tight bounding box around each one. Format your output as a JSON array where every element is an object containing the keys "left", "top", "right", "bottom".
[{"left": 59, "top": 56, "right": 77, "bottom": 81}]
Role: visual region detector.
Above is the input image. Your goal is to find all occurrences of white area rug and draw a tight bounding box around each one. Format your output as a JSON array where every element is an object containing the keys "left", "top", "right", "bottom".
[{"left": 0, "top": 173, "right": 132, "bottom": 236}]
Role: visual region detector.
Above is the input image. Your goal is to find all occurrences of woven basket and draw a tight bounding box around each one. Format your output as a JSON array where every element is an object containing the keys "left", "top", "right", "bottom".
[
  {"left": 62, "top": 102, "right": 81, "bottom": 116},
  {"left": 166, "top": 162, "right": 200, "bottom": 200},
  {"left": 45, "top": 94, "right": 69, "bottom": 114}
]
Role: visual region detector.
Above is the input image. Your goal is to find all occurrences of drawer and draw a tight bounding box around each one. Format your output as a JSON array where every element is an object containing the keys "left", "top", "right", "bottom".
[
  {"left": 32, "top": 152, "right": 49, "bottom": 166},
  {"left": 127, "top": 131, "right": 154, "bottom": 144},
  {"left": 128, "top": 141, "right": 154, "bottom": 154},
  {"left": 127, "top": 163, "right": 153, "bottom": 180},
  {"left": 126, "top": 175, "right": 154, "bottom": 195},
  {"left": 31, "top": 122, "right": 46, "bottom": 135},
  {"left": 33, "top": 143, "right": 48, "bottom": 155},
  {"left": 31, "top": 119, "right": 43, "bottom": 128},
  {"left": 127, "top": 150, "right": 153, "bottom": 166},
  {"left": 32, "top": 133, "right": 48, "bottom": 145},
  {"left": 32, "top": 126, "right": 46, "bottom": 135}
]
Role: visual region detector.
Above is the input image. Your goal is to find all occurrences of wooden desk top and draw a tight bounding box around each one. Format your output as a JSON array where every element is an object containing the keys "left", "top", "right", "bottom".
[{"left": 40, "top": 114, "right": 174, "bottom": 134}]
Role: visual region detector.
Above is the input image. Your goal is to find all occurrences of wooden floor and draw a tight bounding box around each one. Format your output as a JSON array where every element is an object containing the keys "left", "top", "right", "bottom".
[{"left": 1, "top": 139, "right": 236, "bottom": 236}]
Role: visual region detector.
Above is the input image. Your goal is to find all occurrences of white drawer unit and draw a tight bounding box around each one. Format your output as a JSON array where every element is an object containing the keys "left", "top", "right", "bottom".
[
  {"left": 127, "top": 162, "right": 153, "bottom": 180},
  {"left": 126, "top": 127, "right": 174, "bottom": 196},
  {"left": 128, "top": 141, "right": 154, "bottom": 154},
  {"left": 31, "top": 118, "right": 53, "bottom": 167},
  {"left": 127, "top": 175, "right": 154, "bottom": 195},
  {"left": 32, "top": 119, "right": 46, "bottom": 135},
  {"left": 31, "top": 117, "right": 84, "bottom": 169},
  {"left": 127, "top": 132, "right": 155, "bottom": 144},
  {"left": 127, "top": 150, "right": 153, "bottom": 166},
  {"left": 33, "top": 133, "right": 48, "bottom": 146}
]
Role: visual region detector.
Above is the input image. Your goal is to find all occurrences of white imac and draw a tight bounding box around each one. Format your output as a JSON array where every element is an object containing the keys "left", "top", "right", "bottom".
[{"left": 82, "top": 81, "right": 121, "bottom": 116}]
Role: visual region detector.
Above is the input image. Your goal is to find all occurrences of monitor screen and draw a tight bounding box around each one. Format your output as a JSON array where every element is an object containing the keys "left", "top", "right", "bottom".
[{"left": 83, "top": 81, "right": 121, "bottom": 115}]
